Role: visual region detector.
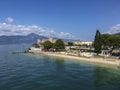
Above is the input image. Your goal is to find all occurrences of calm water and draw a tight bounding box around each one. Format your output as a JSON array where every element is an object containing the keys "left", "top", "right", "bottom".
[{"left": 0, "top": 44, "right": 120, "bottom": 90}]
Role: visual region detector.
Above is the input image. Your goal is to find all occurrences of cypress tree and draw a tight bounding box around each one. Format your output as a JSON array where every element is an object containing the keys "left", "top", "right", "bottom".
[{"left": 94, "top": 30, "right": 102, "bottom": 55}]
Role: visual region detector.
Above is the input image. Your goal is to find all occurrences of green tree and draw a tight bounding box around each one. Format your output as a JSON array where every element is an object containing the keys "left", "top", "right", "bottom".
[
  {"left": 68, "top": 42, "right": 73, "bottom": 46},
  {"left": 107, "top": 35, "right": 120, "bottom": 48},
  {"left": 94, "top": 30, "right": 102, "bottom": 55},
  {"left": 43, "top": 40, "right": 53, "bottom": 50},
  {"left": 32, "top": 44, "right": 40, "bottom": 48},
  {"left": 101, "top": 34, "right": 111, "bottom": 47},
  {"left": 54, "top": 39, "right": 65, "bottom": 50}
]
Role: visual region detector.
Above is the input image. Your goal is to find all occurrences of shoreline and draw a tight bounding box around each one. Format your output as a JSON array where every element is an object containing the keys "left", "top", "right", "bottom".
[{"left": 28, "top": 51, "right": 120, "bottom": 67}]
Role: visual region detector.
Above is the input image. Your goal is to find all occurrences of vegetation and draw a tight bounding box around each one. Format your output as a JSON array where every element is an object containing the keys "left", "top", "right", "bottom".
[
  {"left": 42, "top": 39, "right": 65, "bottom": 51},
  {"left": 54, "top": 39, "right": 65, "bottom": 50},
  {"left": 100, "top": 34, "right": 111, "bottom": 47},
  {"left": 43, "top": 40, "right": 53, "bottom": 50},
  {"left": 94, "top": 29, "right": 120, "bottom": 56},
  {"left": 107, "top": 35, "right": 120, "bottom": 48},
  {"left": 94, "top": 30, "right": 102, "bottom": 55},
  {"left": 68, "top": 42, "right": 73, "bottom": 46},
  {"left": 32, "top": 44, "right": 40, "bottom": 48},
  {"left": 100, "top": 34, "right": 120, "bottom": 49}
]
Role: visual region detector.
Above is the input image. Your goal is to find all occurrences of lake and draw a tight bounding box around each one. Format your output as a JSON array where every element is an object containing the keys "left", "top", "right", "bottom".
[{"left": 0, "top": 44, "right": 120, "bottom": 90}]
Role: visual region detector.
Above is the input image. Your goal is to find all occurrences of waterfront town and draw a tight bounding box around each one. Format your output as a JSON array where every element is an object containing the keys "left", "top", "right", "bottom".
[
  {"left": 1, "top": 0, "right": 120, "bottom": 90},
  {"left": 27, "top": 30, "right": 120, "bottom": 66},
  {"left": 28, "top": 37, "right": 94, "bottom": 57}
]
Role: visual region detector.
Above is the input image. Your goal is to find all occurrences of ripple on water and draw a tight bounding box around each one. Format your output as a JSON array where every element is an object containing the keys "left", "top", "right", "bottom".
[{"left": 1, "top": 44, "right": 120, "bottom": 90}]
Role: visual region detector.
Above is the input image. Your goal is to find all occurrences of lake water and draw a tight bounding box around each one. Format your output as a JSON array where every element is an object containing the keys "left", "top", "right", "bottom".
[{"left": 0, "top": 44, "right": 120, "bottom": 90}]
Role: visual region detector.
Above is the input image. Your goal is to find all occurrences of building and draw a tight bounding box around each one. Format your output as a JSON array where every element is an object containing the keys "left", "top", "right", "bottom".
[
  {"left": 64, "top": 41, "right": 68, "bottom": 46},
  {"left": 48, "top": 37, "right": 56, "bottom": 43},
  {"left": 37, "top": 38, "right": 56, "bottom": 44},
  {"left": 37, "top": 38, "right": 42, "bottom": 44},
  {"left": 73, "top": 40, "right": 93, "bottom": 46},
  {"left": 37, "top": 38, "right": 47, "bottom": 44},
  {"left": 37, "top": 38, "right": 93, "bottom": 47},
  {"left": 73, "top": 40, "right": 81, "bottom": 45},
  {"left": 81, "top": 41, "right": 93, "bottom": 46}
]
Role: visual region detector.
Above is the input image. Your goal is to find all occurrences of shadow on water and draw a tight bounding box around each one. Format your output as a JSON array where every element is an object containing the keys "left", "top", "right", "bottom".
[
  {"left": 42, "top": 55, "right": 65, "bottom": 71},
  {"left": 42, "top": 55, "right": 65, "bottom": 64},
  {"left": 1, "top": 44, "right": 120, "bottom": 90},
  {"left": 93, "top": 66, "right": 120, "bottom": 90}
]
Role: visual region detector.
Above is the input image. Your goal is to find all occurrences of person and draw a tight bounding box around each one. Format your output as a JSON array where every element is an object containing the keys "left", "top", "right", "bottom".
[
  {"left": 103, "top": 55, "right": 105, "bottom": 60},
  {"left": 117, "top": 61, "right": 120, "bottom": 68}
]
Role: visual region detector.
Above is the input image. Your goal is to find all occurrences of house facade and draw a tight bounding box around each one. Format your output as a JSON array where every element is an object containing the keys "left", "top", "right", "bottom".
[
  {"left": 37, "top": 38, "right": 56, "bottom": 44},
  {"left": 81, "top": 41, "right": 93, "bottom": 46},
  {"left": 73, "top": 40, "right": 81, "bottom": 45}
]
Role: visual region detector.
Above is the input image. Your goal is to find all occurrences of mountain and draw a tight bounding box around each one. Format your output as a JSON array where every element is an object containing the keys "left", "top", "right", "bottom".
[
  {"left": 113, "top": 32, "right": 120, "bottom": 35},
  {"left": 0, "top": 33, "right": 48, "bottom": 44},
  {"left": 0, "top": 33, "right": 73, "bottom": 45}
]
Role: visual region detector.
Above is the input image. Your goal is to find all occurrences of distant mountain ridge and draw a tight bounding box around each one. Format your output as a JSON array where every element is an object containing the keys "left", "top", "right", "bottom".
[
  {"left": 0, "top": 33, "right": 48, "bottom": 44},
  {"left": 0, "top": 33, "right": 73, "bottom": 45},
  {"left": 113, "top": 32, "right": 120, "bottom": 35}
]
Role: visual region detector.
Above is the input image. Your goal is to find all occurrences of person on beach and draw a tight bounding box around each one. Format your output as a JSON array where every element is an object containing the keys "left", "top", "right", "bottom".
[{"left": 103, "top": 55, "right": 105, "bottom": 60}]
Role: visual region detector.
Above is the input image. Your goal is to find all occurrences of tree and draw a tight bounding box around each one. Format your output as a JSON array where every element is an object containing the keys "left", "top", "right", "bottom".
[
  {"left": 54, "top": 39, "right": 65, "bottom": 50},
  {"left": 107, "top": 35, "right": 120, "bottom": 48},
  {"left": 100, "top": 34, "right": 120, "bottom": 49},
  {"left": 68, "top": 42, "right": 73, "bottom": 46},
  {"left": 94, "top": 30, "right": 102, "bottom": 55},
  {"left": 43, "top": 40, "right": 53, "bottom": 50},
  {"left": 101, "top": 34, "right": 111, "bottom": 47},
  {"left": 32, "top": 44, "right": 40, "bottom": 48}
]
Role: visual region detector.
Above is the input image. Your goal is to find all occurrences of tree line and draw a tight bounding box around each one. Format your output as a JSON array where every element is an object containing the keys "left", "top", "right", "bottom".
[
  {"left": 94, "top": 30, "right": 120, "bottom": 55},
  {"left": 43, "top": 39, "right": 65, "bottom": 51}
]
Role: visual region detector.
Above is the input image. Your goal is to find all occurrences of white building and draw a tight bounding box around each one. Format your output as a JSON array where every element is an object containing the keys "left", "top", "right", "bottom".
[
  {"left": 73, "top": 40, "right": 81, "bottom": 45},
  {"left": 81, "top": 41, "right": 93, "bottom": 46},
  {"left": 37, "top": 38, "right": 56, "bottom": 44}
]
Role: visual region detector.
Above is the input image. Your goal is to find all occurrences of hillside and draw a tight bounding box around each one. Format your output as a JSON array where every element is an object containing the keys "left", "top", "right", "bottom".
[{"left": 0, "top": 33, "right": 48, "bottom": 44}]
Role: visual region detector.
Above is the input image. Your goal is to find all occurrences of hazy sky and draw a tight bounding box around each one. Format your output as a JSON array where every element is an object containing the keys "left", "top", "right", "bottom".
[{"left": 0, "top": 0, "right": 120, "bottom": 41}]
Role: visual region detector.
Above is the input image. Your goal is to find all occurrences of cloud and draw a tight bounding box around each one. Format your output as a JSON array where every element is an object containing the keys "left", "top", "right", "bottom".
[
  {"left": 59, "top": 32, "right": 74, "bottom": 39},
  {"left": 106, "top": 24, "right": 120, "bottom": 34},
  {"left": 6, "top": 17, "right": 14, "bottom": 23},
  {"left": 0, "top": 23, "right": 74, "bottom": 39}
]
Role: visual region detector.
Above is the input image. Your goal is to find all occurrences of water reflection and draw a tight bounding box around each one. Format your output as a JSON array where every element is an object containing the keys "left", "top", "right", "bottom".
[
  {"left": 43, "top": 55, "right": 65, "bottom": 71},
  {"left": 54, "top": 57, "right": 65, "bottom": 64},
  {"left": 42, "top": 55, "right": 65, "bottom": 64},
  {"left": 94, "top": 66, "right": 120, "bottom": 90}
]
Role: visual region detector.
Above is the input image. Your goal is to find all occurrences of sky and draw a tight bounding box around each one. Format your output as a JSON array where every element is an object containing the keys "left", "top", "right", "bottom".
[{"left": 0, "top": 0, "right": 120, "bottom": 41}]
